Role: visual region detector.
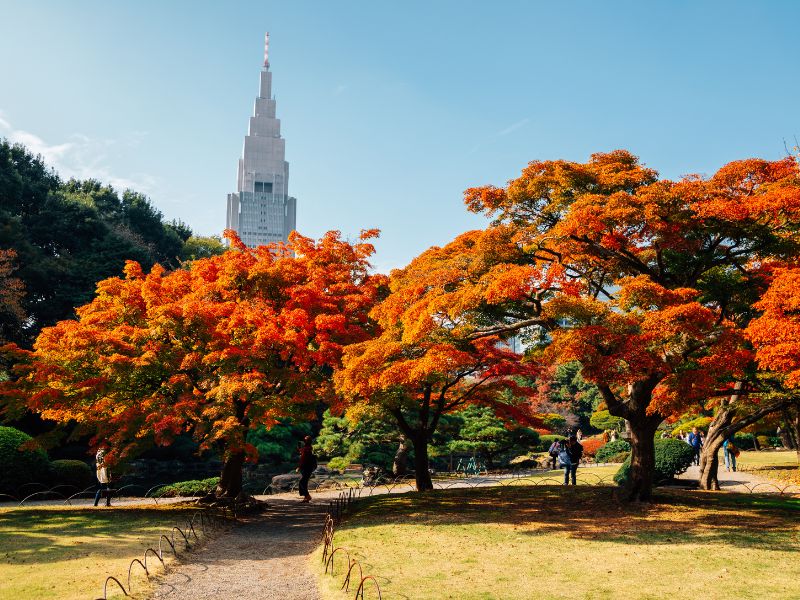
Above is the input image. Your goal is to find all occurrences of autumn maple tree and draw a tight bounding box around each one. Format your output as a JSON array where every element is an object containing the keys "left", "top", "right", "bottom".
[
  {"left": 1, "top": 230, "right": 385, "bottom": 499},
  {"left": 454, "top": 150, "right": 800, "bottom": 500},
  {"left": 746, "top": 265, "right": 800, "bottom": 464},
  {"left": 334, "top": 229, "right": 541, "bottom": 491}
]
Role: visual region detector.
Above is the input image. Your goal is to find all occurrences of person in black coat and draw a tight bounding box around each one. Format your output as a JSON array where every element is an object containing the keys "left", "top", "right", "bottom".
[{"left": 562, "top": 435, "right": 583, "bottom": 485}]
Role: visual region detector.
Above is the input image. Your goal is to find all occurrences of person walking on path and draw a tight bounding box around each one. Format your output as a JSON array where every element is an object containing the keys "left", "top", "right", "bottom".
[
  {"left": 548, "top": 439, "right": 560, "bottom": 470},
  {"left": 296, "top": 436, "right": 317, "bottom": 503},
  {"left": 723, "top": 435, "right": 739, "bottom": 472},
  {"left": 561, "top": 436, "right": 583, "bottom": 485},
  {"left": 93, "top": 446, "right": 111, "bottom": 507},
  {"left": 688, "top": 427, "right": 703, "bottom": 466}
]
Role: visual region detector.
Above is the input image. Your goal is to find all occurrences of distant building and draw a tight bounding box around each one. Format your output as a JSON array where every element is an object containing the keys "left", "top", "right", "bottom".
[{"left": 225, "top": 33, "right": 296, "bottom": 247}]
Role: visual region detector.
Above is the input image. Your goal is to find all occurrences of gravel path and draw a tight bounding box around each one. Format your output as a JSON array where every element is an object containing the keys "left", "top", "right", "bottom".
[
  {"left": 677, "top": 464, "right": 800, "bottom": 494},
  {"left": 151, "top": 496, "right": 330, "bottom": 600}
]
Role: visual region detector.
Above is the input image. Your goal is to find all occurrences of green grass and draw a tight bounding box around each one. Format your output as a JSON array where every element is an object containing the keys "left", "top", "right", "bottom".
[
  {"left": 0, "top": 505, "right": 199, "bottom": 600},
  {"left": 316, "top": 486, "right": 800, "bottom": 600},
  {"left": 736, "top": 450, "right": 799, "bottom": 469}
]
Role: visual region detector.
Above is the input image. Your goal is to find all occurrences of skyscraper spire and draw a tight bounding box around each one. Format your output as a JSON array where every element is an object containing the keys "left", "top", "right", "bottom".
[{"left": 226, "top": 33, "right": 296, "bottom": 248}]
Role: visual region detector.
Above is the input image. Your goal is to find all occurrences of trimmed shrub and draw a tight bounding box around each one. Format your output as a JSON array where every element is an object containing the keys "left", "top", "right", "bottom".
[
  {"left": 733, "top": 433, "right": 755, "bottom": 450},
  {"left": 154, "top": 477, "right": 220, "bottom": 497},
  {"left": 580, "top": 439, "right": 603, "bottom": 458},
  {"left": 608, "top": 451, "right": 631, "bottom": 463},
  {"left": 589, "top": 409, "right": 625, "bottom": 431},
  {"left": 614, "top": 438, "right": 694, "bottom": 487},
  {"left": 327, "top": 456, "right": 351, "bottom": 472},
  {"left": 670, "top": 416, "right": 712, "bottom": 436},
  {"left": 595, "top": 440, "right": 632, "bottom": 463},
  {"left": 538, "top": 435, "right": 562, "bottom": 451},
  {"left": 0, "top": 426, "right": 51, "bottom": 493},
  {"left": 51, "top": 459, "right": 94, "bottom": 488},
  {"left": 756, "top": 435, "right": 770, "bottom": 448}
]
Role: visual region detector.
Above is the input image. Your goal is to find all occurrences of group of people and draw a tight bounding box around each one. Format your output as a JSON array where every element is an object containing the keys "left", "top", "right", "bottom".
[
  {"left": 548, "top": 435, "right": 584, "bottom": 485},
  {"left": 670, "top": 426, "right": 739, "bottom": 472}
]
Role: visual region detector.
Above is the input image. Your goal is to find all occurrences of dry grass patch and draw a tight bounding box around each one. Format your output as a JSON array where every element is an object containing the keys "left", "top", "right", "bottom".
[{"left": 317, "top": 486, "right": 800, "bottom": 600}]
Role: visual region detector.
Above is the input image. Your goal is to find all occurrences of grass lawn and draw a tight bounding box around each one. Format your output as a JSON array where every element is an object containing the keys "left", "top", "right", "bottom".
[
  {"left": 0, "top": 504, "right": 201, "bottom": 600},
  {"left": 316, "top": 486, "right": 800, "bottom": 600},
  {"left": 736, "top": 450, "right": 800, "bottom": 487}
]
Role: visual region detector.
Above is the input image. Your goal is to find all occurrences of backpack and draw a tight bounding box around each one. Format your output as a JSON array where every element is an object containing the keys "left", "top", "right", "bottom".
[{"left": 558, "top": 449, "right": 571, "bottom": 468}]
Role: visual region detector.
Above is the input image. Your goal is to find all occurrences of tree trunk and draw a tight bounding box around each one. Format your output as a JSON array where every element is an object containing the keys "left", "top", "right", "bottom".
[
  {"left": 216, "top": 451, "right": 245, "bottom": 499},
  {"left": 410, "top": 434, "right": 433, "bottom": 491},
  {"left": 699, "top": 407, "right": 733, "bottom": 491},
  {"left": 626, "top": 415, "right": 661, "bottom": 501},
  {"left": 393, "top": 437, "right": 408, "bottom": 477},
  {"left": 603, "top": 377, "right": 664, "bottom": 502}
]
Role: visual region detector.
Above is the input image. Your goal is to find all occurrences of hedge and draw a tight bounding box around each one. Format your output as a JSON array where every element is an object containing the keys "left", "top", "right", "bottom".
[
  {"left": 595, "top": 440, "right": 631, "bottom": 463},
  {"left": 154, "top": 477, "right": 220, "bottom": 497},
  {"left": 51, "top": 459, "right": 95, "bottom": 488},
  {"left": 0, "top": 426, "right": 51, "bottom": 493},
  {"left": 613, "top": 438, "right": 694, "bottom": 487}
]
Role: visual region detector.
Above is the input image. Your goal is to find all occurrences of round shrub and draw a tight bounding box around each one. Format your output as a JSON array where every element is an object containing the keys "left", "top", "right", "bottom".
[
  {"left": 154, "top": 477, "right": 220, "bottom": 498},
  {"left": 0, "top": 426, "right": 51, "bottom": 493},
  {"left": 51, "top": 459, "right": 94, "bottom": 489},
  {"left": 538, "top": 435, "right": 562, "bottom": 451},
  {"left": 613, "top": 438, "right": 694, "bottom": 487},
  {"left": 595, "top": 440, "right": 631, "bottom": 463},
  {"left": 608, "top": 451, "right": 631, "bottom": 463},
  {"left": 756, "top": 435, "right": 770, "bottom": 448}
]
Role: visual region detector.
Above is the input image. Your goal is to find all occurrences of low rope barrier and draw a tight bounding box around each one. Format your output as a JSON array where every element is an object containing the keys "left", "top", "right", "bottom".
[
  {"left": 93, "top": 507, "right": 235, "bottom": 599},
  {"left": 321, "top": 488, "right": 383, "bottom": 599}
]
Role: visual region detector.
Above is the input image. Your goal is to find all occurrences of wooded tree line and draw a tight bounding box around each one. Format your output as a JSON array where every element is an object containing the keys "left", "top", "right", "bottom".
[
  {"left": 0, "top": 139, "right": 223, "bottom": 346},
  {"left": 2, "top": 141, "right": 799, "bottom": 502}
]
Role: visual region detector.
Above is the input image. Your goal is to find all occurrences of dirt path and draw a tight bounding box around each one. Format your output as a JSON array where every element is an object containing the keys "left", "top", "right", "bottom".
[
  {"left": 677, "top": 465, "right": 800, "bottom": 494},
  {"left": 151, "top": 497, "right": 330, "bottom": 600}
]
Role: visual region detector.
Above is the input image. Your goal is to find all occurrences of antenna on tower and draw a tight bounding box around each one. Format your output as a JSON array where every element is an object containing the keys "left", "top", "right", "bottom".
[{"left": 263, "top": 32, "right": 270, "bottom": 68}]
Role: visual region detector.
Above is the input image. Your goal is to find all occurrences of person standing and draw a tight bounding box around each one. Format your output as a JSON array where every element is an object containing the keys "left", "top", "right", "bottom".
[
  {"left": 688, "top": 427, "right": 703, "bottom": 466},
  {"left": 562, "top": 436, "right": 583, "bottom": 485},
  {"left": 296, "top": 436, "right": 317, "bottom": 503},
  {"left": 723, "top": 435, "right": 738, "bottom": 472},
  {"left": 93, "top": 446, "right": 111, "bottom": 507}
]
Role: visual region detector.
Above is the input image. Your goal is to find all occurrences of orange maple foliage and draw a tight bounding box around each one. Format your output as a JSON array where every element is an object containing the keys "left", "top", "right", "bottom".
[
  {"left": 333, "top": 229, "right": 543, "bottom": 490},
  {"left": 459, "top": 150, "right": 800, "bottom": 499},
  {"left": 747, "top": 265, "right": 800, "bottom": 388},
  {"left": 1, "top": 230, "right": 385, "bottom": 497}
]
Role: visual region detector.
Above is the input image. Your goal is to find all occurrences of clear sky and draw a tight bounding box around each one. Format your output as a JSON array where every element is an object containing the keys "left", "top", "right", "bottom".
[{"left": 1, "top": 1, "right": 798, "bottom": 273}]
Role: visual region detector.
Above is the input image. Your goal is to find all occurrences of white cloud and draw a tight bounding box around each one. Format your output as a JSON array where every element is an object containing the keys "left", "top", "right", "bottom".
[{"left": 0, "top": 111, "right": 156, "bottom": 194}]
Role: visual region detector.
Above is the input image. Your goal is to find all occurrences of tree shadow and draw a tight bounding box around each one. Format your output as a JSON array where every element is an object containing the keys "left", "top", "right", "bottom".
[{"left": 339, "top": 485, "right": 800, "bottom": 552}]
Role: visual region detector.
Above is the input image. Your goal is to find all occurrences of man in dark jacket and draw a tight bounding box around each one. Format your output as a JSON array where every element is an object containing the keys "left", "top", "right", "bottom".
[
  {"left": 297, "top": 436, "right": 316, "bottom": 503},
  {"left": 563, "top": 435, "right": 583, "bottom": 485}
]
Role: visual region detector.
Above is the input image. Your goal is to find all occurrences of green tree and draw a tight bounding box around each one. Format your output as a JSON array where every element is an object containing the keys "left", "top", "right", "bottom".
[{"left": 447, "top": 405, "right": 539, "bottom": 469}]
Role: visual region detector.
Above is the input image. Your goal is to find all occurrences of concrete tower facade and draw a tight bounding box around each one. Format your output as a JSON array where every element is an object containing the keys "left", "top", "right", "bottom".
[{"left": 226, "top": 33, "right": 297, "bottom": 247}]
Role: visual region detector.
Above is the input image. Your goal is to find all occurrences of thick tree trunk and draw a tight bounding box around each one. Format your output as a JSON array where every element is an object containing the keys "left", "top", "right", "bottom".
[
  {"left": 410, "top": 434, "right": 433, "bottom": 491},
  {"left": 626, "top": 415, "right": 661, "bottom": 501},
  {"left": 602, "top": 376, "right": 664, "bottom": 502},
  {"left": 216, "top": 451, "right": 245, "bottom": 499},
  {"left": 699, "top": 407, "right": 733, "bottom": 491},
  {"left": 393, "top": 437, "right": 408, "bottom": 477}
]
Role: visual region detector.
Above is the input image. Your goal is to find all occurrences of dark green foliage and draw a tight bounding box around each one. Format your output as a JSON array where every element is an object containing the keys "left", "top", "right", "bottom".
[
  {"left": 447, "top": 405, "right": 539, "bottom": 468},
  {"left": 314, "top": 410, "right": 399, "bottom": 471},
  {"left": 0, "top": 426, "right": 51, "bottom": 492},
  {"left": 154, "top": 477, "right": 220, "bottom": 497},
  {"left": 51, "top": 459, "right": 94, "bottom": 488},
  {"left": 614, "top": 438, "right": 694, "bottom": 487},
  {"left": 0, "top": 139, "right": 209, "bottom": 345},
  {"left": 247, "top": 420, "right": 311, "bottom": 467},
  {"left": 595, "top": 440, "right": 631, "bottom": 463},
  {"left": 545, "top": 362, "right": 602, "bottom": 432}
]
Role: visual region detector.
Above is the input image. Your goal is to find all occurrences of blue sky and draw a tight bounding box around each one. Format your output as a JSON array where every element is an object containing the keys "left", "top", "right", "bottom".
[{"left": 1, "top": 1, "right": 798, "bottom": 272}]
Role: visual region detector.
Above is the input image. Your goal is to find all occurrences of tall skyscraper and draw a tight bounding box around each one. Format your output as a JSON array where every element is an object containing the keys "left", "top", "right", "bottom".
[{"left": 225, "top": 33, "right": 297, "bottom": 247}]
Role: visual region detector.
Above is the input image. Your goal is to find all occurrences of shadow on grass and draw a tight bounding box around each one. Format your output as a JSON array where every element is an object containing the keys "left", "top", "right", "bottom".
[
  {"left": 342, "top": 486, "right": 800, "bottom": 552},
  {"left": 0, "top": 507, "right": 196, "bottom": 565}
]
